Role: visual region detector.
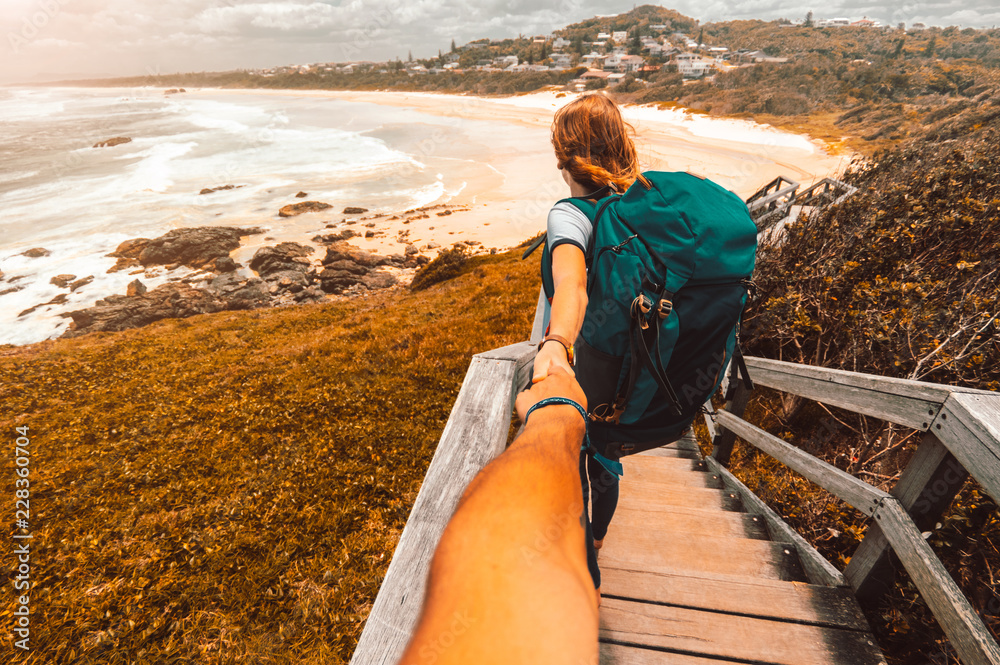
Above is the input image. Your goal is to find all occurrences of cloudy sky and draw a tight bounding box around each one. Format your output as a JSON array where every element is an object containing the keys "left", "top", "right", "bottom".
[{"left": 2, "top": 0, "right": 997, "bottom": 83}]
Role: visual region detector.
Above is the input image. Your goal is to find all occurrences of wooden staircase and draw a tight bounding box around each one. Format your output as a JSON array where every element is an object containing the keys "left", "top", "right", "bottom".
[{"left": 598, "top": 434, "right": 886, "bottom": 664}]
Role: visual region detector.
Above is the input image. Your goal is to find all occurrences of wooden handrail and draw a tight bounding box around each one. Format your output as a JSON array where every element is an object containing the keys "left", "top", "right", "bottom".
[
  {"left": 349, "top": 341, "right": 535, "bottom": 665},
  {"left": 713, "top": 355, "right": 1000, "bottom": 665}
]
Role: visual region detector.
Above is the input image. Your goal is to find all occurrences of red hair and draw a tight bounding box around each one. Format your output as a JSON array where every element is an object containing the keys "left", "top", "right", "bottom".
[{"left": 551, "top": 93, "right": 649, "bottom": 193}]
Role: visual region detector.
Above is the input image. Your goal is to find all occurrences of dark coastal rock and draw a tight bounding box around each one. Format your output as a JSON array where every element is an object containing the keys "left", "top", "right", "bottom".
[
  {"left": 19, "top": 293, "right": 69, "bottom": 318},
  {"left": 199, "top": 184, "right": 243, "bottom": 195},
  {"left": 321, "top": 242, "right": 387, "bottom": 269},
  {"left": 364, "top": 230, "right": 375, "bottom": 238},
  {"left": 106, "top": 238, "right": 151, "bottom": 272},
  {"left": 0, "top": 285, "right": 24, "bottom": 297},
  {"left": 361, "top": 271, "right": 398, "bottom": 290},
  {"left": 279, "top": 201, "right": 332, "bottom": 217},
  {"left": 69, "top": 276, "right": 94, "bottom": 292},
  {"left": 248, "top": 242, "right": 314, "bottom": 277},
  {"left": 50, "top": 274, "right": 77, "bottom": 288},
  {"left": 61, "top": 235, "right": 409, "bottom": 337},
  {"left": 295, "top": 191, "right": 309, "bottom": 198},
  {"left": 343, "top": 207, "right": 369, "bottom": 214},
  {"left": 314, "top": 241, "right": 419, "bottom": 294},
  {"left": 127, "top": 279, "right": 147, "bottom": 296},
  {"left": 63, "top": 283, "right": 228, "bottom": 337},
  {"left": 312, "top": 229, "right": 358, "bottom": 244},
  {"left": 209, "top": 274, "right": 273, "bottom": 310},
  {"left": 135, "top": 226, "right": 263, "bottom": 269},
  {"left": 21, "top": 247, "right": 50, "bottom": 258},
  {"left": 214, "top": 256, "right": 239, "bottom": 273},
  {"left": 93, "top": 137, "right": 131, "bottom": 148}
]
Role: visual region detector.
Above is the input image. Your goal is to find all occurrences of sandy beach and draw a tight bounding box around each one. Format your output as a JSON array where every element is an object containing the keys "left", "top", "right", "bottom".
[
  {"left": 206, "top": 88, "right": 851, "bottom": 261},
  {"left": 1, "top": 86, "right": 851, "bottom": 344}
]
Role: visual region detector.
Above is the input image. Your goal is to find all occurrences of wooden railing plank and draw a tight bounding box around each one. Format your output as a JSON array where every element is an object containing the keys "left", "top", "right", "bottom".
[
  {"left": 349, "top": 354, "right": 524, "bottom": 665},
  {"left": 934, "top": 393, "right": 1000, "bottom": 505},
  {"left": 529, "top": 287, "right": 547, "bottom": 344},
  {"left": 704, "top": 456, "right": 847, "bottom": 587},
  {"left": 742, "top": 356, "right": 994, "bottom": 430},
  {"left": 876, "top": 498, "right": 1000, "bottom": 665},
  {"left": 846, "top": 433, "right": 968, "bottom": 602},
  {"left": 474, "top": 341, "right": 537, "bottom": 412},
  {"left": 714, "top": 410, "right": 889, "bottom": 516}
]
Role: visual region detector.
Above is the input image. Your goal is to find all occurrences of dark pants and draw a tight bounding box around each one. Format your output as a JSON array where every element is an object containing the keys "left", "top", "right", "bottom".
[{"left": 580, "top": 450, "right": 620, "bottom": 589}]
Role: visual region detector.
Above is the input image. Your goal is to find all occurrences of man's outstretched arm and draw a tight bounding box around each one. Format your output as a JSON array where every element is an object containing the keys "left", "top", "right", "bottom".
[{"left": 398, "top": 367, "right": 598, "bottom": 665}]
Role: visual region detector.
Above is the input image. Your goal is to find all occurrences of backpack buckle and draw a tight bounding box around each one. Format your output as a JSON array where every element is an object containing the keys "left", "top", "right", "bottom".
[
  {"left": 630, "top": 294, "right": 652, "bottom": 330},
  {"left": 591, "top": 397, "right": 626, "bottom": 425},
  {"left": 657, "top": 298, "right": 673, "bottom": 319}
]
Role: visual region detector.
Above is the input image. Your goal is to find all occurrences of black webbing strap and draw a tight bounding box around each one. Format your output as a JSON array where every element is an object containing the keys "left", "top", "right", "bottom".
[{"left": 637, "top": 316, "right": 685, "bottom": 417}]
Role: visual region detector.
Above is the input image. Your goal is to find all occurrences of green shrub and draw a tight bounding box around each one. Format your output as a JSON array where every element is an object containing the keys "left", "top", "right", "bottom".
[{"left": 409, "top": 244, "right": 472, "bottom": 291}]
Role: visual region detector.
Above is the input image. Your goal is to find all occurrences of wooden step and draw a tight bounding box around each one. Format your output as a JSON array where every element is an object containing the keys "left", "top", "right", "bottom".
[
  {"left": 599, "top": 530, "right": 807, "bottom": 582},
  {"left": 601, "top": 567, "right": 868, "bottom": 630},
  {"left": 600, "top": 597, "right": 886, "bottom": 665},
  {"left": 615, "top": 483, "right": 744, "bottom": 512},
  {"left": 609, "top": 505, "right": 769, "bottom": 540},
  {"left": 600, "top": 642, "right": 738, "bottom": 664},
  {"left": 637, "top": 447, "right": 701, "bottom": 460},
  {"left": 620, "top": 456, "right": 722, "bottom": 489}
]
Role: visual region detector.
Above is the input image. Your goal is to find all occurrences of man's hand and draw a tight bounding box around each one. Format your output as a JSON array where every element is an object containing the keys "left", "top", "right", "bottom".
[
  {"left": 516, "top": 365, "right": 587, "bottom": 423},
  {"left": 531, "top": 339, "right": 575, "bottom": 384}
]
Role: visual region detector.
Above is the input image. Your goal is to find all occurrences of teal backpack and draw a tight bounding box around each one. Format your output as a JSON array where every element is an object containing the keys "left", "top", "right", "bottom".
[{"left": 531, "top": 171, "right": 758, "bottom": 460}]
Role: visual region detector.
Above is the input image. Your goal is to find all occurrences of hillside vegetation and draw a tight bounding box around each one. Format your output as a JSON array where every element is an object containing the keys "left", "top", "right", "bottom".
[
  {"left": 0, "top": 248, "right": 539, "bottom": 663},
  {"left": 738, "top": 109, "right": 1000, "bottom": 662}
]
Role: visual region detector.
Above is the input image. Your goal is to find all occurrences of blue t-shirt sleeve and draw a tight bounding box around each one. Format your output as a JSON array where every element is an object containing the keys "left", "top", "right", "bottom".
[{"left": 546, "top": 201, "right": 592, "bottom": 254}]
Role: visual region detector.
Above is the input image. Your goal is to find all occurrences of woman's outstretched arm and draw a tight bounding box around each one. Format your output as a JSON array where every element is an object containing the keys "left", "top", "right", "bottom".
[
  {"left": 534, "top": 243, "right": 588, "bottom": 381},
  {"left": 398, "top": 367, "right": 599, "bottom": 665}
]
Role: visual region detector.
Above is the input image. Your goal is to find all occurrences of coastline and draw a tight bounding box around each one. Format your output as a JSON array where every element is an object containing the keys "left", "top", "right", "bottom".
[
  {"left": 2, "top": 86, "right": 851, "bottom": 344},
  {"left": 199, "top": 86, "right": 851, "bottom": 257}
]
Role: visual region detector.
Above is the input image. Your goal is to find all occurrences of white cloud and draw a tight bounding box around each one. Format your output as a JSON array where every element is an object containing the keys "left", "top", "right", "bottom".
[{"left": 1, "top": 0, "right": 997, "bottom": 84}]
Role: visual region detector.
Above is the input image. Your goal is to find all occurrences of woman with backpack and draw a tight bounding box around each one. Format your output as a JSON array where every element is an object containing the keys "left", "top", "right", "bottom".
[{"left": 532, "top": 93, "right": 758, "bottom": 596}]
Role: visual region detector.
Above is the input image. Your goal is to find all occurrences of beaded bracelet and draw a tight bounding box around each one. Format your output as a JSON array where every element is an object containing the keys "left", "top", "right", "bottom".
[{"left": 522, "top": 397, "right": 623, "bottom": 477}]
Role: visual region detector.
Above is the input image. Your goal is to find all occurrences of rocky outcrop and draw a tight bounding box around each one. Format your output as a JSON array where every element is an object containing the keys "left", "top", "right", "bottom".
[
  {"left": 50, "top": 274, "right": 77, "bottom": 288},
  {"left": 19, "top": 293, "right": 68, "bottom": 318},
  {"left": 21, "top": 248, "right": 50, "bottom": 258},
  {"left": 249, "top": 242, "right": 313, "bottom": 277},
  {"left": 199, "top": 184, "right": 243, "bottom": 195},
  {"left": 295, "top": 191, "right": 309, "bottom": 198},
  {"left": 343, "top": 206, "right": 369, "bottom": 214},
  {"left": 316, "top": 241, "right": 426, "bottom": 294},
  {"left": 93, "top": 137, "right": 131, "bottom": 148},
  {"left": 127, "top": 279, "right": 147, "bottom": 296},
  {"left": 63, "top": 283, "right": 228, "bottom": 336},
  {"left": 69, "top": 276, "right": 94, "bottom": 292},
  {"left": 61, "top": 236, "right": 427, "bottom": 337},
  {"left": 214, "top": 256, "right": 239, "bottom": 273},
  {"left": 279, "top": 201, "right": 332, "bottom": 217},
  {"left": 106, "top": 226, "right": 263, "bottom": 272},
  {"left": 312, "top": 229, "right": 358, "bottom": 244}
]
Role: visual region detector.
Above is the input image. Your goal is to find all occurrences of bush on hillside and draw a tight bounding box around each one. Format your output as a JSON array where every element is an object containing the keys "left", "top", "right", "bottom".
[{"left": 409, "top": 244, "right": 472, "bottom": 291}]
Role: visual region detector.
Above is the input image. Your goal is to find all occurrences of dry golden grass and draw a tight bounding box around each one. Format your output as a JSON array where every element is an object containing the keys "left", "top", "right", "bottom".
[{"left": 0, "top": 247, "right": 540, "bottom": 663}]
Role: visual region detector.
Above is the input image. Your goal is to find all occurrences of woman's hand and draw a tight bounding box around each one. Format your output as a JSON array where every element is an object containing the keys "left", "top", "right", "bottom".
[
  {"left": 532, "top": 338, "right": 575, "bottom": 383},
  {"left": 517, "top": 365, "right": 587, "bottom": 424}
]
